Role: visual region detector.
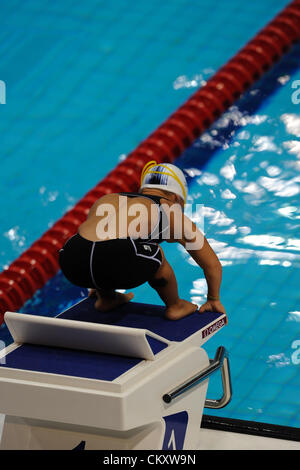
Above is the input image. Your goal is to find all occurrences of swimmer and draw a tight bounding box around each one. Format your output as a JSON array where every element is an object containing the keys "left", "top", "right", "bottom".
[{"left": 59, "top": 161, "right": 226, "bottom": 320}]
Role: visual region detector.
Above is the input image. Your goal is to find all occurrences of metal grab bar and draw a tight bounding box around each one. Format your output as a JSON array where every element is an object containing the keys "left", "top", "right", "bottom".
[{"left": 162, "top": 346, "right": 232, "bottom": 408}]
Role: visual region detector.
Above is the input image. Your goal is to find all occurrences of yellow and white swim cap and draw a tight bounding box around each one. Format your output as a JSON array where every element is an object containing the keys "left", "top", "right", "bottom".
[{"left": 140, "top": 161, "right": 188, "bottom": 202}]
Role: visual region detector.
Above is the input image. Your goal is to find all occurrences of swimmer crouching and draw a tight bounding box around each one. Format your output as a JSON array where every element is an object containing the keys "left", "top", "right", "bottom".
[{"left": 59, "top": 161, "right": 226, "bottom": 320}]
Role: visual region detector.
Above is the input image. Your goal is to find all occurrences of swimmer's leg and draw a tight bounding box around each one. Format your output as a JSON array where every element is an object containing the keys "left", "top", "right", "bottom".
[
  {"left": 93, "top": 287, "right": 134, "bottom": 312},
  {"left": 148, "top": 248, "right": 198, "bottom": 320}
]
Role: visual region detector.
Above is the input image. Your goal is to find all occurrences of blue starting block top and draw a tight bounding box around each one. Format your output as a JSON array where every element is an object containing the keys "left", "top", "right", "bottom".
[
  {"left": 1, "top": 299, "right": 226, "bottom": 383},
  {"left": 60, "top": 298, "right": 223, "bottom": 342}
]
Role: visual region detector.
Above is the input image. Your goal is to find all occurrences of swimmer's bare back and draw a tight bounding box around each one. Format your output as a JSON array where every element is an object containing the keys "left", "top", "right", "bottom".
[
  {"left": 78, "top": 193, "right": 166, "bottom": 242},
  {"left": 77, "top": 191, "right": 226, "bottom": 319}
]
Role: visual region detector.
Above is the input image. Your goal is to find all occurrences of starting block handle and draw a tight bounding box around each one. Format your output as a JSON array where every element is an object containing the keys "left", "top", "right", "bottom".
[{"left": 162, "top": 346, "right": 232, "bottom": 407}]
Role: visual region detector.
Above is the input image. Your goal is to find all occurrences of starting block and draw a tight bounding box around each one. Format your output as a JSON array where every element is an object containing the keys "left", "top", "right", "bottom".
[{"left": 0, "top": 298, "right": 231, "bottom": 450}]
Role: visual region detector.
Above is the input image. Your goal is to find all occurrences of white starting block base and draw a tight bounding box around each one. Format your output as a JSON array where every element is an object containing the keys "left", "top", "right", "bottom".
[
  {"left": 0, "top": 414, "right": 4, "bottom": 442},
  {"left": 0, "top": 299, "right": 228, "bottom": 450},
  {"left": 1, "top": 401, "right": 205, "bottom": 451},
  {"left": 0, "top": 348, "right": 209, "bottom": 450},
  {"left": 1, "top": 417, "right": 167, "bottom": 450}
]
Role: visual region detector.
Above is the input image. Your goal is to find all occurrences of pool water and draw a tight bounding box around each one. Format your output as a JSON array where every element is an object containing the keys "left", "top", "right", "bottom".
[{"left": 1, "top": 0, "right": 299, "bottom": 428}]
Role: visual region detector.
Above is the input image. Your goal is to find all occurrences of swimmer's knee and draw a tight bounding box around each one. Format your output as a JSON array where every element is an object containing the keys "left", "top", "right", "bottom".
[{"left": 148, "top": 276, "right": 168, "bottom": 289}]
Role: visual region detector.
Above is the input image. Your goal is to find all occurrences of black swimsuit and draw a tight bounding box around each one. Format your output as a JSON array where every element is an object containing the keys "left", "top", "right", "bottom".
[{"left": 58, "top": 193, "right": 168, "bottom": 290}]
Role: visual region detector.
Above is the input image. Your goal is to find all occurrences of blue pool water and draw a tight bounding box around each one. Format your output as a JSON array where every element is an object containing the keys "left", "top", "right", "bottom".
[{"left": 1, "top": 0, "right": 299, "bottom": 428}]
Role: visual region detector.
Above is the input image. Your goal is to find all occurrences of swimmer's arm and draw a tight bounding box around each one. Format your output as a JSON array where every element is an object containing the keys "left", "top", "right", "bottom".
[
  {"left": 160, "top": 203, "right": 225, "bottom": 313},
  {"left": 175, "top": 214, "right": 225, "bottom": 314},
  {"left": 185, "top": 236, "right": 223, "bottom": 301}
]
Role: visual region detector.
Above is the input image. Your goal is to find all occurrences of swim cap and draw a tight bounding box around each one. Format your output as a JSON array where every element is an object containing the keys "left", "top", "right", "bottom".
[{"left": 140, "top": 161, "right": 188, "bottom": 202}]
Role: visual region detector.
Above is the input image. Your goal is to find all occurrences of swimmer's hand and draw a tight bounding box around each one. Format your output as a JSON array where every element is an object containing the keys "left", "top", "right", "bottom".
[{"left": 199, "top": 299, "right": 226, "bottom": 315}]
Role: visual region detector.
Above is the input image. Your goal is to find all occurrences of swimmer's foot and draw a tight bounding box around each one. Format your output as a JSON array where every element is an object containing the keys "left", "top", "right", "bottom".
[
  {"left": 88, "top": 289, "right": 97, "bottom": 298},
  {"left": 94, "top": 291, "right": 134, "bottom": 312},
  {"left": 165, "top": 299, "right": 198, "bottom": 321}
]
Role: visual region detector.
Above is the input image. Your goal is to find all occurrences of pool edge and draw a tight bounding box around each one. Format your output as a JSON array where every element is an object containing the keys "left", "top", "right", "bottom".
[{"left": 202, "top": 415, "right": 300, "bottom": 442}]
